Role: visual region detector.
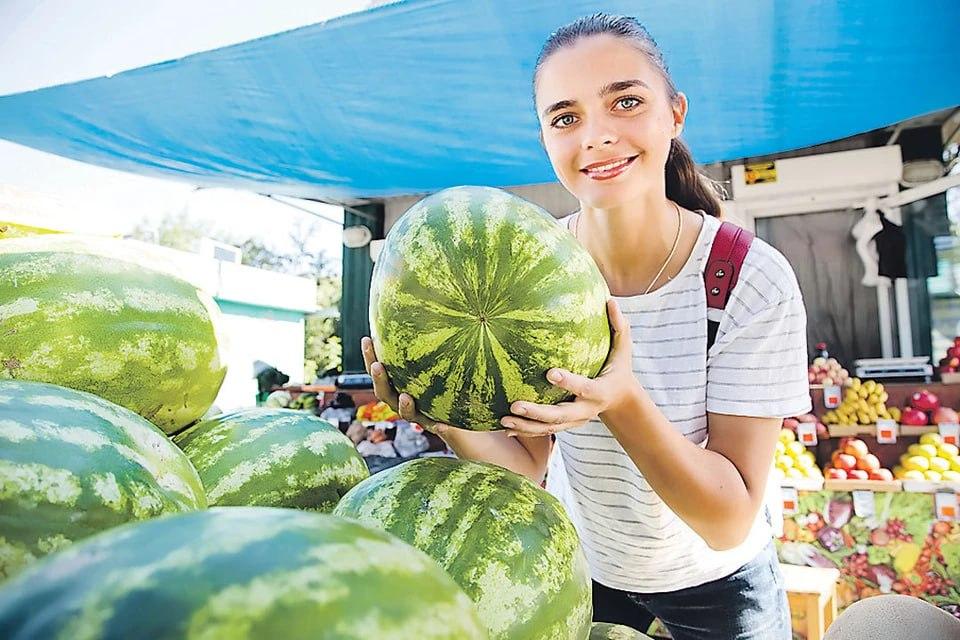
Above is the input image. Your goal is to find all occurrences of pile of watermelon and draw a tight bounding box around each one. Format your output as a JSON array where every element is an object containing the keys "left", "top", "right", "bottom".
[{"left": 0, "top": 187, "right": 604, "bottom": 638}]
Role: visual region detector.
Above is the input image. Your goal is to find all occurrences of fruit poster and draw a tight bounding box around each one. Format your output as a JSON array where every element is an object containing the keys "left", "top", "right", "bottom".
[{"left": 777, "top": 490, "right": 960, "bottom": 624}]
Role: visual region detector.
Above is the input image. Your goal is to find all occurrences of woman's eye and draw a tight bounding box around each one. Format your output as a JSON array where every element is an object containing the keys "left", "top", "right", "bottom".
[
  {"left": 616, "top": 97, "right": 642, "bottom": 110},
  {"left": 551, "top": 114, "right": 578, "bottom": 128}
]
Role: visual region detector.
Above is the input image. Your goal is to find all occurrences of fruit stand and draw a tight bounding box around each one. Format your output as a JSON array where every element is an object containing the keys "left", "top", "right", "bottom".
[{"left": 776, "top": 362, "right": 960, "bottom": 636}]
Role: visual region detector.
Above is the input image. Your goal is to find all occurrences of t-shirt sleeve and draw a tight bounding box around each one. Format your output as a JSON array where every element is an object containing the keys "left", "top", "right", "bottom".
[{"left": 706, "top": 251, "right": 812, "bottom": 419}]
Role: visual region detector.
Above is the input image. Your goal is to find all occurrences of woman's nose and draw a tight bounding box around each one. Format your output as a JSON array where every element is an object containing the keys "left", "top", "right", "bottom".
[{"left": 581, "top": 121, "right": 618, "bottom": 150}]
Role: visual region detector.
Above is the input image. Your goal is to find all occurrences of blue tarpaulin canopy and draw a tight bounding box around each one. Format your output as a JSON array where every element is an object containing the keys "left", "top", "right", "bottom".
[{"left": 0, "top": 0, "right": 957, "bottom": 200}]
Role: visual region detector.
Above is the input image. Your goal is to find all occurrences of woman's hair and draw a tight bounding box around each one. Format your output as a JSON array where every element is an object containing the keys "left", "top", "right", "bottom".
[{"left": 534, "top": 13, "right": 725, "bottom": 218}]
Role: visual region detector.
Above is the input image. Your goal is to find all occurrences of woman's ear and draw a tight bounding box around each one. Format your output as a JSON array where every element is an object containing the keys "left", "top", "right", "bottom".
[{"left": 672, "top": 92, "right": 689, "bottom": 138}]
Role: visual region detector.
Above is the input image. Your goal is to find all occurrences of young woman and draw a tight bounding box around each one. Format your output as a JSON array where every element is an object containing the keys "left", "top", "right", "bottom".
[{"left": 362, "top": 13, "right": 810, "bottom": 640}]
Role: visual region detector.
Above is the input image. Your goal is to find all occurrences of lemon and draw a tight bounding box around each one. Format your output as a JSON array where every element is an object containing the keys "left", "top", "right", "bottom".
[
  {"left": 937, "top": 443, "right": 958, "bottom": 458},
  {"left": 943, "top": 470, "right": 960, "bottom": 482},
  {"left": 920, "top": 432, "right": 943, "bottom": 447},
  {"left": 777, "top": 455, "right": 795, "bottom": 470},
  {"left": 775, "top": 441, "right": 786, "bottom": 456},
  {"left": 918, "top": 444, "right": 939, "bottom": 459},
  {"left": 925, "top": 470, "right": 943, "bottom": 482},
  {"left": 929, "top": 457, "right": 951, "bottom": 473},
  {"left": 904, "top": 456, "right": 930, "bottom": 472},
  {"left": 787, "top": 442, "right": 806, "bottom": 458},
  {"left": 902, "top": 470, "right": 926, "bottom": 481}
]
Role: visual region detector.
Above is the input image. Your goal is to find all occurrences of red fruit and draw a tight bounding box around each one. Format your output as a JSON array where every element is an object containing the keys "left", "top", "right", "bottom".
[
  {"left": 869, "top": 468, "right": 894, "bottom": 481},
  {"left": 817, "top": 423, "right": 829, "bottom": 439},
  {"left": 844, "top": 439, "right": 870, "bottom": 459},
  {"left": 949, "top": 346, "right": 960, "bottom": 359},
  {"left": 900, "top": 407, "right": 929, "bottom": 426},
  {"left": 949, "top": 357, "right": 960, "bottom": 368},
  {"left": 783, "top": 418, "right": 800, "bottom": 430},
  {"left": 825, "top": 468, "right": 848, "bottom": 480},
  {"left": 910, "top": 390, "right": 940, "bottom": 412},
  {"left": 953, "top": 336, "right": 960, "bottom": 347},
  {"left": 847, "top": 469, "right": 869, "bottom": 480},
  {"left": 836, "top": 453, "right": 857, "bottom": 471},
  {"left": 797, "top": 414, "right": 818, "bottom": 423},
  {"left": 857, "top": 454, "right": 881, "bottom": 472},
  {"left": 932, "top": 406, "right": 959, "bottom": 425}
]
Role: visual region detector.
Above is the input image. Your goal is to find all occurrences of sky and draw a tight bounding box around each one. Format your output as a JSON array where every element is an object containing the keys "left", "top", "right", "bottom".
[{"left": 0, "top": 0, "right": 387, "bottom": 268}]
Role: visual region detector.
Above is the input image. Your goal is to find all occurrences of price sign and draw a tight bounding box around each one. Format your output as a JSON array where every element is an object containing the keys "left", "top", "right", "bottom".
[
  {"left": 823, "top": 385, "right": 842, "bottom": 409},
  {"left": 939, "top": 422, "right": 959, "bottom": 447},
  {"left": 797, "top": 421, "right": 818, "bottom": 446},
  {"left": 782, "top": 487, "right": 799, "bottom": 516},
  {"left": 935, "top": 492, "right": 958, "bottom": 522},
  {"left": 853, "top": 490, "right": 875, "bottom": 518},
  {"left": 876, "top": 419, "right": 898, "bottom": 444}
]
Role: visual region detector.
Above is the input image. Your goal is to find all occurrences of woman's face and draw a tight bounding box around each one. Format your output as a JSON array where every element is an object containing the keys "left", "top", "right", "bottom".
[{"left": 535, "top": 34, "right": 686, "bottom": 210}]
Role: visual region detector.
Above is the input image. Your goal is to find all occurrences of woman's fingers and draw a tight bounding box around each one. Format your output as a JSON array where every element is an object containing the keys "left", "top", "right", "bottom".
[
  {"left": 503, "top": 418, "right": 587, "bottom": 437},
  {"left": 398, "top": 394, "right": 450, "bottom": 435},
  {"left": 361, "top": 337, "right": 377, "bottom": 376},
  {"left": 369, "top": 361, "right": 400, "bottom": 409}
]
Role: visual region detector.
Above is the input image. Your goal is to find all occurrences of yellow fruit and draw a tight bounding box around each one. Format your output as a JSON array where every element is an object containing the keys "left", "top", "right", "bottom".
[
  {"left": 894, "top": 543, "right": 921, "bottom": 574},
  {"left": 890, "top": 407, "right": 902, "bottom": 421},
  {"left": 796, "top": 455, "right": 815, "bottom": 470},
  {"left": 925, "top": 470, "right": 943, "bottom": 482},
  {"left": 908, "top": 444, "right": 922, "bottom": 456},
  {"left": 787, "top": 442, "right": 806, "bottom": 458},
  {"left": 845, "top": 390, "right": 859, "bottom": 402},
  {"left": 858, "top": 387, "right": 869, "bottom": 399},
  {"left": 938, "top": 443, "right": 959, "bottom": 458},
  {"left": 952, "top": 458, "right": 960, "bottom": 473},
  {"left": 930, "top": 457, "right": 951, "bottom": 473},
  {"left": 777, "top": 455, "right": 795, "bottom": 470},
  {"left": 902, "top": 470, "right": 926, "bottom": 481},
  {"left": 775, "top": 441, "right": 786, "bottom": 456},
  {"left": 918, "top": 444, "right": 939, "bottom": 459},
  {"left": 920, "top": 433, "right": 943, "bottom": 446},
  {"left": 904, "top": 456, "right": 930, "bottom": 472},
  {"left": 943, "top": 470, "right": 960, "bottom": 482},
  {"left": 802, "top": 466, "right": 822, "bottom": 479},
  {"left": 779, "top": 429, "right": 796, "bottom": 444},
  {"left": 851, "top": 378, "right": 862, "bottom": 390},
  {"left": 893, "top": 465, "right": 906, "bottom": 479},
  {"left": 785, "top": 468, "right": 804, "bottom": 479}
]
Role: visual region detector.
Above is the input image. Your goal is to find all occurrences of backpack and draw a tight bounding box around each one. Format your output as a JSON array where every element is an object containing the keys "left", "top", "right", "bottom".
[{"left": 704, "top": 221, "right": 755, "bottom": 351}]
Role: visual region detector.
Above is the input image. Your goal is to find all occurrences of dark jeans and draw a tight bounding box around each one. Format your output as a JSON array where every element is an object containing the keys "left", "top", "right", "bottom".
[{"left": 592, "top": 543, "right": 791, "bottom": 640}]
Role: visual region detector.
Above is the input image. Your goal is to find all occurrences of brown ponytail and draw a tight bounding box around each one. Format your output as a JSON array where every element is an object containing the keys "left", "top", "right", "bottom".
[
  {"left": 534, "top": 13, "right": 725, "bottom": 218},
  {"left": 666, "top": 138, "right": 725, "bottom": 218}
]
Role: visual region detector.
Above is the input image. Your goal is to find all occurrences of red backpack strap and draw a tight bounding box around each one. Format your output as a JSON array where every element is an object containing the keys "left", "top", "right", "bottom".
[{"left": 705, "top": 221, "right": 754, "bottom": 350}]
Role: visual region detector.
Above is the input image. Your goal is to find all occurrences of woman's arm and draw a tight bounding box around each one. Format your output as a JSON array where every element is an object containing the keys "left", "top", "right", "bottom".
[{"left": 601, "top": 393, "right": 780, "bottom": 550}]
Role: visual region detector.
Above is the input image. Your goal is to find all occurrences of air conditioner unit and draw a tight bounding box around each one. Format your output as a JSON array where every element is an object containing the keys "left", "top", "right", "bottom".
[
  {"left": 200, "top": 237, "right": 243, "bottom": 264},
  {"left": 730, "top": 146, "right": 904, "bottom": 218}
]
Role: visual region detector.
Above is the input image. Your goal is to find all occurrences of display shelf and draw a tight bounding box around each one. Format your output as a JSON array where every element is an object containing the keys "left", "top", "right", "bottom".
[
  {"left": 823, "top": 479, "right": 901, "bottom": 492},
  {"left": 826, "top": 424, "right": 938, "bottom": 438},
  {"left": 900, "top": 480, "right": 960, "bottom": 494},
  {"left": 780, "top": 477, "right": 825, "bottom": 492}
]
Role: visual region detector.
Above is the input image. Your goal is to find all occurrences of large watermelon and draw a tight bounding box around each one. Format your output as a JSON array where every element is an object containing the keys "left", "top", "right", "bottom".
[
  {"left": 0, "top": 380, "right": 206, "bottom": 580},
  {"left": 0, "top": 234, "right": 227, "bottom": 434},
  {"left": 369, "top": 185, "right": 610, "bottom": 431},
  {"left": 173, "top": 408, "right": 369, "bottom": 511},
  {"left": 0, "top": 507, "right": 488, "bottom": 640},
  {"left": 334, "top": 456, "right": 592, "bottom": 640},
  {"left": 590, "top": 623, "right": 653, "bottom": 639}
]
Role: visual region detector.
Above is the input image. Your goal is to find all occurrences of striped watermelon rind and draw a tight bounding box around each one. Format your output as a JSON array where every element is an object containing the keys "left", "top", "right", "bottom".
[
  {"left": 334, "top": 456, "right": 592, "bottom": 640},
  {"left": 0, "top": 380, "right": 206, "bottom": 581},
  {"left": 590, "top": 622, "right": 654, "bottom": 639},
  {"left": 0, "top": 234, "right": 227, "bottom": 434},
  {"left": 173, "top": 408, "right": 370, "bottom": 511},
  {"left": 0, "top": 507, "right": 488, "bottom": 640},
  {"left": 369, "top": 186, "right": 610, "bottom": 431}
]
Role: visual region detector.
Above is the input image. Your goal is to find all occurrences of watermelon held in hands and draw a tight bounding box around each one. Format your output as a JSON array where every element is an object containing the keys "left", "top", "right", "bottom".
[
  {"left": 0, "top": 234, "right": 227, "bottom": 434},
  {"left": 369, "top": 185, "right": 610, "bottom": 431},
  {"left": 0, "top": 380, "right": 206, "bottom": 581},
  {"left": 590, "top": 622, "right": 654, "bottom": 639},
  {"left": 173, "top": 408, "right": 369, "bottom": 511},
  {"left": 0, "top": 507, "right": 488, "bottom": 640},
  {"left": 333, "top": 456, "right": 592, "bottom": 640}
]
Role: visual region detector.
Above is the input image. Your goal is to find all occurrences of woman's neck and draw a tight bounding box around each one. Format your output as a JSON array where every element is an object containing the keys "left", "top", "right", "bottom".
[{"left": 576, "top": 194, "right": 702, "bottom": 296}]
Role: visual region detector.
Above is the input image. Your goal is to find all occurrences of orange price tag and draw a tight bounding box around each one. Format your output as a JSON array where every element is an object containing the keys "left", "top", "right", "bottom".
[
  {"left": 876, "top": 419, "right": 898, "bottom": 444},
  {"left": 782, "top": 487, "right": 799, "bottom": 516},
  {"left": 939, "top": 423, "right": 959, "bottom": 447},
  {"left": 823, "top": 385, "right": 842, "bottom": 409},
  {"left": 797, "top": 421, "right": 818, "bottom": 446},
  {"left": 935, "top": 492, "right": 958, "bottom": 522}
]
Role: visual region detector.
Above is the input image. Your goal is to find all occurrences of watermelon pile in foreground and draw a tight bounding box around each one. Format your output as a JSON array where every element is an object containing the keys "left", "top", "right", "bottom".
[
  {"left": 0, "top": 234, "right": 227, "bottom": 434},
  {"left": 173, "top": 408, "right": 369, "bottom": 511},
  {"left": 369, "top": 185, "right": 610, "bottom": 431},
  {"left": 0, "top": 380, "right": 206, "bottom": 581},
  {"left": 590, "top": 623, "right": 653, "bottom": 639},
  {"left": 0, "top": 507, "right": 487, "bottom": 640},
  {"left": 334, "top": 456, "right": 592, "bottom": 640}
]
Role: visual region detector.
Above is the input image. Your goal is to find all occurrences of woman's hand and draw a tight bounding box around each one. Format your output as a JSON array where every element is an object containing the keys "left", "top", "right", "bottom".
[
  {"left": 500, "top": 298, "right": 642, "bottom": 437},
  {"left": 361, "top": 336, "right": 457, "bottom": 436}
]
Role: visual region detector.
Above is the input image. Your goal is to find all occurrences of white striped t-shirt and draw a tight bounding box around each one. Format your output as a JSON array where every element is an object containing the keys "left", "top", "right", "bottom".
[{"left": 546, "top": 212, "right": 812, "bottom": 593}]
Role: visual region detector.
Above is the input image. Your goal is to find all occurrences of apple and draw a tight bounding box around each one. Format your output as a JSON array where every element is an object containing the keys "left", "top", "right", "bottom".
[
  {"left": 900, "top": 406, "right": 929, "bottom": 426},
  {"left": 797, "top": 414, "right": 818, "bottom": 423},
  {"left": 825, "top": 468, "right": 848, "bottom": 480},
  {"left": 835, "top": 453, "right": 857, "bottom": 471},
  {"left": 816, "top": 422, "right": 829, "bottom": 439},
  {"left": 783, "top": 417, "right": 800, "bottom": 430},
  {"left": 949, "top": 346, "right": 960, "bottom": 359},
  {"left": 868, "top": 468, "right": 894, "bottom": 481},
  {"left": 843, "top": 439, "right": 870, "bottom": 459},
  {"left": 856, "top": 454, "right": 881, "bottom": 472},
  {"left": 910, "top": 389, "right": 940, "bottom": 412},
  {"left": 932, "top": 406, "right": 959, "bottom": 425},
  {"left": 847, "top": 469, "right": 870, "bottom": 480}
]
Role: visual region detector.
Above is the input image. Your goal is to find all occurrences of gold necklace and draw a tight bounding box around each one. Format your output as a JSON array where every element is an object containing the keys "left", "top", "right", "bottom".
[{"left": 574, "top": 201, "right": 683, "bottom": 295}]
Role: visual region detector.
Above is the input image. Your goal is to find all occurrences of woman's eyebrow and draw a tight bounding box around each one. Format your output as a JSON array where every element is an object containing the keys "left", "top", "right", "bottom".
[{"left": 541, "top": 79, "right": 651, "bottom": 118}]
